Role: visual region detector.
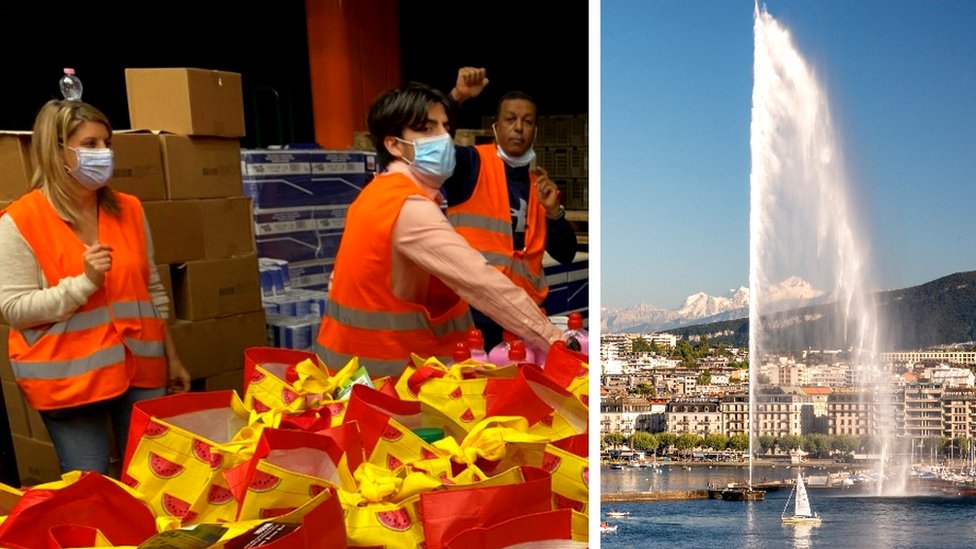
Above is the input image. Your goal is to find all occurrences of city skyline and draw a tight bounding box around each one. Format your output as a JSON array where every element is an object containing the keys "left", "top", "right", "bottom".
[{"left": 602, "top": 0, "right": 976, "bottom": 310}]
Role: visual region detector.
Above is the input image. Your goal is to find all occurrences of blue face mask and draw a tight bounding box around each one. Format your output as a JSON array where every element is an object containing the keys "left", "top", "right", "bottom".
[
  {"left": 67, "top": 147, "right": 114, "bottom": 190},
  {"left": 492, "top": 123, "right": 536, "bottom": 168},
  {"left": 397, "top": 133, "right": 456, "bottom": 187}
]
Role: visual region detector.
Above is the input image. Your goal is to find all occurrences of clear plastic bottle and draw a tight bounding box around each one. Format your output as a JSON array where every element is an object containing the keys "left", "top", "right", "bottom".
[
  {"left": 59, "top": 68, "right": 83, "bottom": 101},
  {"left": 466, "top": 329, "right": 490, "bottom": 363},
  {"left": 565, "top": 312, "right": 589, "bottom": 355}
]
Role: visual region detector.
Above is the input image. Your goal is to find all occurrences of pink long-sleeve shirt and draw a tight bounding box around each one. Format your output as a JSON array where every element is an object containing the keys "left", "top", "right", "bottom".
[{"left": 365, "top": 162, "right": 562, "bottom": 351}]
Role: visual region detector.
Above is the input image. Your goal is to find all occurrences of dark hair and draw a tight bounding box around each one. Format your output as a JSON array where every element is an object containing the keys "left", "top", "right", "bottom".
[
  {"left": 496, "top": 90, "right": 538, "bottom": 117},
  {"left": 367, "top": 82, "right": 455, "bottom": 169}
]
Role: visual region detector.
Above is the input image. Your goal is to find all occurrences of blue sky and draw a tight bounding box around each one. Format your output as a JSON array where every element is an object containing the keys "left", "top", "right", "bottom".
[{"left": 601, "top": 0, "right": 976, "bottom": 309}]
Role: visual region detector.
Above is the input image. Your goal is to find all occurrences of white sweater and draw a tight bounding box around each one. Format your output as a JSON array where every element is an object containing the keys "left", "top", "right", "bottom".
[{"left": 0, "top": 213, "right": 169, "bottom": 330}]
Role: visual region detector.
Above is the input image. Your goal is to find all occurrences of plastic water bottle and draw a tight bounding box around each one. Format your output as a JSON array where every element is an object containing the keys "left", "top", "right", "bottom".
[
  {"left": 451, "top": 342, "right": 471, "bottom": 364},
  {"left": 59, "top": 68, "right": 83, "bottom": 101},
  {"left": 565, "top": 312, "right": 589, "bottom": 356},
  {"left": 488, "top": 331, "right": 535, "bottom": 366},
  {"left": 466, "top": 329, "right": 490, "bottom": 363}
]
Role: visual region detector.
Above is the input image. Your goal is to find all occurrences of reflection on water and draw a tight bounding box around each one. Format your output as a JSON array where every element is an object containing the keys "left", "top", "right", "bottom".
[{"left": 790, "top": 524, "right": 814, "bottom": 549}]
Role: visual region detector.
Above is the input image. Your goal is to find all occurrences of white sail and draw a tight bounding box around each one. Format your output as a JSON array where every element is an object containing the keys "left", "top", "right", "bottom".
[{"left": 794, "top": 473, "right": 813, "bottom": 517}]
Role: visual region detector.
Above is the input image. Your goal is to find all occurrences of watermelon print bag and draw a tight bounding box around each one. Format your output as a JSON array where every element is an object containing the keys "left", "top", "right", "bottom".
[{"left": 122, "top": 390, "right": 271, "bottom": 525}]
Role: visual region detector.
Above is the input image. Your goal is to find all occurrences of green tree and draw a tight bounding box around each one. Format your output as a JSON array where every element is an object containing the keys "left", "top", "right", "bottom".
[
  {"left": 696, "top": 370, "right": 712, "bottom": 385},
  {"left": 657, "top": 432, "right": 678, "bottom": 456},
  {"left": 675, "top": 433, "right": 701, "bottom": 459},
  {"left": 831, "top": 435, "right": 858, "bottom": 455},
  {"left": 779, "top": 434, "right": 803, "bottom": 452},
  {"left": 703, "top": 433, "right": 729, "bottom": 452},
  {"left": 758, "top": 435, "right": 776, "bottom": 455},
  {"left": 632, "top": 383, "right": 656, "bottom": 397},
  {"left": 603, "top": 433, "right": 626, "bottom": 449},
  {"left": 728, "top": 433, "right": 750, "bottom": 453},
  {"left": 632, "top": 337, "right": 655, "bottom": 353},
  {"left": 757, "top": 373, "right": 771, "bottom": 385},
  {"left": 696, "top": 334, "right": 710, "bottom": 355},
  {"left": 630, "top": 432, "right": 660, "bottom": 455},
  {"left": 959, "top": 437, "right": 971, "bottom": 456},
  {"left": 672, "top": 339, "right": 696, "bottom": 366},
  {"left": 802, "top": 434, "right": 829, "bottom": 458}
]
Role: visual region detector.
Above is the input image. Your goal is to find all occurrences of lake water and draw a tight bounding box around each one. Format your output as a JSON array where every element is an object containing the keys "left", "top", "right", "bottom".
[{"left": 601, "top": 465, "right": 976, "bottom": 548}]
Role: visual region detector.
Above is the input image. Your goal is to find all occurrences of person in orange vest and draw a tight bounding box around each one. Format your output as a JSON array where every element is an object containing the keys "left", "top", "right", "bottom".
[
  {"left": 443, "top": 68, "right": 579, "bottom": 348},
  {"left": 316, "top": 83, "right": 566, "bottom": 375},
  {"left": 0, "top": 99, "right": 190, "bottom": 475}
]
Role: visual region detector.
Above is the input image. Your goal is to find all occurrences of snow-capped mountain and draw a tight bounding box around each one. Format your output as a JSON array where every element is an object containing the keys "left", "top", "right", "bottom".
[{"left": 603, "top": 278, "right": 824, "bottom": 333}]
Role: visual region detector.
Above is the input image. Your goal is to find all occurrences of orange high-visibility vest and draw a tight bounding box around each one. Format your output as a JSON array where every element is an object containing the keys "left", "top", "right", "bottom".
[
  {"left": 315, "top": 171, "right": 472, "bottom": 376},
  {"left": 3, "top": 190, "right": 167, "bottom": 411},
  {"left": 446, "top": 144, "right": 548, "bottom": 303}
]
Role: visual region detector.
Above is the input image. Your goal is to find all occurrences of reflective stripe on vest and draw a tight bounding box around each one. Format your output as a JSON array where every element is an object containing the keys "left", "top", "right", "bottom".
[
  {"left": 20, "top": 308, "right": 112, "bottom": 346},
  {"left": 481, "top": 251, "right": 547, "bottom": 293},
  {"left": 324, "top": 299, "right": 471, "bottom": 338},
  {"left": 313, "top": 342, "right": 449, "bottom": 378},
  {"left": 446, "top": 212, "right": 511, "bottom": 236},
  {"left": 11, "top": 345, "right": 126, "bottom": 380},
  {"left": 20, "top": 301, "right": 160, "bottom": 346}
]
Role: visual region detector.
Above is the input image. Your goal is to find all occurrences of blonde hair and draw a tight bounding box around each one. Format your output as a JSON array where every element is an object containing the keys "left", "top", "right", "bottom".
[{"left": 30, "top": 99, "right": 119, "bottom": 223}]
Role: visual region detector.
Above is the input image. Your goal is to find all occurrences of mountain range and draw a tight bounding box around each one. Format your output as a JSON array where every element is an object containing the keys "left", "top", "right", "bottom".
[
  {"left": 666, "top": 271, "right": 976, "bottom": 350},
  {"left": 602, "top": 276, "right": 823, "bottom": 333}
]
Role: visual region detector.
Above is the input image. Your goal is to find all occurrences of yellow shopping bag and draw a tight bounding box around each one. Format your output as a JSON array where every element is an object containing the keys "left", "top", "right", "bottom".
[
  {"left": 122, "top": 391, "right": 272, "bottom": 525},
  {"left": 225, "top": 427, "right": 359, "bottom": 521}
]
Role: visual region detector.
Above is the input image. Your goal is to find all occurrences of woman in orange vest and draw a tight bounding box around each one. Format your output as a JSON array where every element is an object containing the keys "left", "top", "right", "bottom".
[
  {"left": 316, "top": 83, "right": 565, "bottom": 375},
  {"left": 0, "top": 99, "right": 190, "bottom": 475}
]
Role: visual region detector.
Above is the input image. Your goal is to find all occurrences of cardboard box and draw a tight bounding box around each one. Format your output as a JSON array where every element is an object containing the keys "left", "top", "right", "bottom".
[
  {"left": 199, "top": 197, "right": 256, "bottom": 259},
  {"left": 111, "top": 131, "right": 165, "bottom": 201},
  {"left": 173, "top": 254, "right": 262, "bottom": 320},
  {"left": 25, "top": 401, "right": 49, "bottom": 443},
  {"left": 0, "top": 132, "right": 32, "bottom": 201},
  {"left": 161, "top": 136, "right": 243, "bottom": 199},
  {"left": 169, "top": 319, "right": 219, "bottom": 379},
  {"left": 215, "top": 310, "right": 267, "bottom": 373},
  {"left": 156, "top": 264, "right": 174, "bottom": 324},
  {"left": 2, "top": 380, "right": 29, "bottom": 437},
  {"left": 143, "top": 200, "right": 206, "bottom": 264},
  {"left": 125, "top": 68, "right": 245, "bottom": 137},
  {"left": 199, "top": 369, "right": 244, "bottom": 394},
  {"left": 12, "top": 433, "right": 61, "bottom": 486}
]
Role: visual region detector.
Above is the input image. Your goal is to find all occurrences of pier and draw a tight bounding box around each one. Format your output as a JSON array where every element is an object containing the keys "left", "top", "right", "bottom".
[{"left": 602, "top": 490, "right": 709, "bottom": 503}]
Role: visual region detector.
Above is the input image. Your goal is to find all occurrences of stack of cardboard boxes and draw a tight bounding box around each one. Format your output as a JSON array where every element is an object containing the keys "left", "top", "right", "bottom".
[
  {"left": 0, "top": 68, "right": 268, "bottom": 484},
  {"left": 125, "top": 68, "right": 267, "bottom": 393}
]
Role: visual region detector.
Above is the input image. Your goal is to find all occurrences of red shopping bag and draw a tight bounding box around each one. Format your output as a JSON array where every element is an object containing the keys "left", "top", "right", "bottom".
[
  {"left": 220, "top": 486, "right": 347, "bottom": 549},
  {"left": 443, "top": 508, "right": 574, "bottom": 549},
  {"left": 419, "top": 466, "right": 553, "bottom": 549},
  {"left": 0, "top": 472, "right": 157, "bottom": 549}
]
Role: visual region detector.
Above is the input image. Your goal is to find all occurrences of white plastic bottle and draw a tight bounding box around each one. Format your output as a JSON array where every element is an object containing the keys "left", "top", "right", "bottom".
[
  {"left": 59, "top": 68, "right": 83, "bottom": 101},
  {"left": 565, "top": 312, "right": 589, "bottom": 356}
]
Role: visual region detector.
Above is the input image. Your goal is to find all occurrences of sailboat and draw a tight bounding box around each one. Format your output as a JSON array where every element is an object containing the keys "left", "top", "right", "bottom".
[{"left": 782, "top": 472, "right": 822, "bottom": 525}]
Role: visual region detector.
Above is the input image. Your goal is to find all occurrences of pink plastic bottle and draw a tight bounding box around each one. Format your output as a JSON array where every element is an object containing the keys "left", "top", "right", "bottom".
[
  {"left": 508, "top": 340, "right": 527, "bottom": 362},
  {"left": 466, "top": 329, "right": 490, "bottom": 363},
  {"left": 565, "top": 312, "right": 589, "bottom": 356},
  {"left": 529, "top": 307, "right": 550, "bottom": 367},
  {"left": 488, "top": 331, "right": 536, "bottom": 366}
]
